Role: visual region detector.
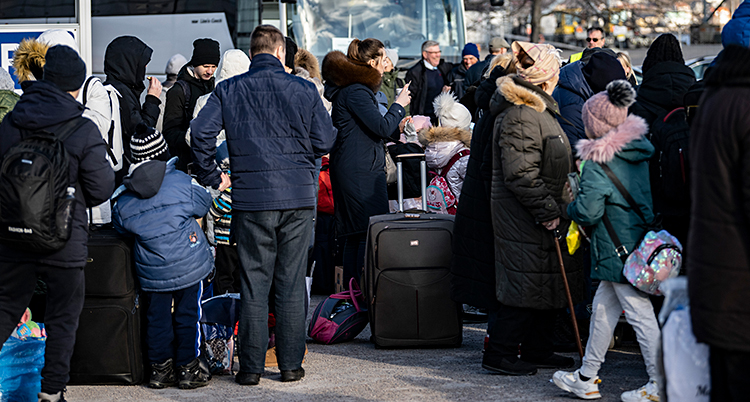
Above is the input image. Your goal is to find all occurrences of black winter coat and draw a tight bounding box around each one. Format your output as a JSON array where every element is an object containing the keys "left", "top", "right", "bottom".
[
  {"left": 0, "top": 81, "right": 115, "bottom": 267},
  {"left": 450, "top": 65, "right": 507, "bottom": 309},
  {"left": 103, "top": 36, "right": 161, "bottom": 183},
  {"left": 163, "top": 65, "right": 215, "bottom": 173},
  {"left": 322, "top": 51, "right": 406, "bottom": 236},
  {"left": 629, "top": 61, "right": 696, "bottom": 125},
  {"left": 405, "top": 59, "right": 452, "bottom": 118},
  {"left": 491, "top": 76, "right": 583, "bottom": 309},
  {"left": 688, "top": 46, "right": 750, "bottom": 352}
]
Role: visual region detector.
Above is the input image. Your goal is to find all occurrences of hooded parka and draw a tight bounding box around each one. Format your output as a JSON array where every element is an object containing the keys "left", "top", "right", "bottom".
[
  {"left": 103, "top": 36, "right": 161, "bottom": 171},
  {"left": 552, "top": 61, "right": 594, "bottom": 147},
  {"left": 566, "top": 116, "right": 654, "bottom": 283},
  {"left": 418, "top": 126, "right": 471, "bottom": 201},
  {"left": 322, "top": 51, "right": 406, "bottom": 236},
  {"left": 490, "top": 75, "right": 583, "bottom": 309},
  {"left": 629, "top": 61, "right": 696, "bottom": 125}
]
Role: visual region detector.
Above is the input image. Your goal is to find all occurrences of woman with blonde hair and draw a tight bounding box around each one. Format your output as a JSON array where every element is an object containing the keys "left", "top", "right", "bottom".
[{"left": 617, "top": 52, "right": 638, "bottom": 86}]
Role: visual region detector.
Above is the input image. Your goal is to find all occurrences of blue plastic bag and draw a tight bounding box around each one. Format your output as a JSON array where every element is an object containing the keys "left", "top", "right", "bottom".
[{"left": 0, "top": 335, "right": 45, "bottom": 402}]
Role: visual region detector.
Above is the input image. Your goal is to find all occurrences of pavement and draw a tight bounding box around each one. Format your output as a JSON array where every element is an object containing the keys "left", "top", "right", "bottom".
[
  {"left": 67, "top": 295, "right": 650, "bottom": 402},
  {"left": 558, "top": 43, "right": 724, "bottom": 65}
]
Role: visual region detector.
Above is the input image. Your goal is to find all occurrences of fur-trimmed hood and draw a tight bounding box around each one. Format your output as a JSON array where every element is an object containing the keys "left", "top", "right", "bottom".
[
  {"left": 418, "top": 126, "right": 471, "bottom": 148},
  {"left": 322, "top": 50, "right": 382, "bottom": 94},
  {"left": 491, "top": 75, "right": 559, "bottom": 115},
  {"left": 12, "top": 39, "right": 48, "bottom": 83},
  {"left": 575, "top": 115, "right": 652, "bottom": 163},
  {"left": 295, "top": 48, "right": 321, "bottom": 81}
]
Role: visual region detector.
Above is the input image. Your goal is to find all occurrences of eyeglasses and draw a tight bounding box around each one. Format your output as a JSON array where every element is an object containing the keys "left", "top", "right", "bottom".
[
  {"left": 586, "top": 38, "right": 600, "bottom": 42},
  {"left": 425, "top": 50, "right": 441, "bottom": 54}
]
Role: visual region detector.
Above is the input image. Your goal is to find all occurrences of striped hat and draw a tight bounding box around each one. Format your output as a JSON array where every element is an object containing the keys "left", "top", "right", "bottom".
[{"left": 130, "top": 123, "right": 170, "bottom": 162}]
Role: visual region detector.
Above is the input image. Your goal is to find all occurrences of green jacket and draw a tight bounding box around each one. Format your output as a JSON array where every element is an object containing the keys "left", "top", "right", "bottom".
[
  {"left": 381, "top": 70, "right": 409, "bottom": 115},
  {"left": 567, "top": 115, "right": 654, "bottom": 283},
  {"left": 0, "top": 90, "right": 20, "bottom": 123}
]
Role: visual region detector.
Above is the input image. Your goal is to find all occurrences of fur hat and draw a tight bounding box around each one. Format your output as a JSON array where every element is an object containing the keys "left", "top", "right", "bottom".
[
  {"left": 582, "top": 80, "right": 636, "bottom": 139},
  {"left": 130, "top": 123, "right": 170, "bottom": 162},
  {"left": 384, "top": 48, "right": 399, "bottom": 67},
  {"left": 433, "top": 92, "right": 472, "bottom": 131},
  {"left": 12, "top": 39, "right": 48, "bottom": 83},
  {"left": 189, "top": 38, "right": 220, "bottom": 67},
  {"left": 43, "top": 45, "right": 86, "bottom": 92},
  {"left": 165, "top": 54, "right": 187, "bottom": 76}
]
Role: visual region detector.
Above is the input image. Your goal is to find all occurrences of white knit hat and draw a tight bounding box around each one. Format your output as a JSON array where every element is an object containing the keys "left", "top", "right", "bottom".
[
  {"left": 433, "top": 92, "right": 471, "bottom": 131},
  {"left": 384, "top": 48, "right": 399, "bottom": 67}
]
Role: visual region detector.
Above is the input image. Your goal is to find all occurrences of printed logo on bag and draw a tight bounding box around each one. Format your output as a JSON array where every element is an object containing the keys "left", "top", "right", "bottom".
[
  {"left": 190, "top": 232, "right": 198, "bottom": 243},
  {"left": 8, "top": 227, "right": 32, "bottom": 234},
  {"left": 410, "top": 240, "right": 419, "bottom": 247}
]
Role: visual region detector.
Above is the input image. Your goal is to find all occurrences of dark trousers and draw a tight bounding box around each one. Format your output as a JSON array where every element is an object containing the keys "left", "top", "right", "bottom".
[
  {"left": 144, "top": 281, "right": 203, "bottom": 367},
  {"left": 214, "top": 244, "right": 241, "bottom": 295},
  {"left": 234, "top": 209, "right": 313, "bottom": 373},
  {"left": 342, "top": 233, "right": 366, "bottom": 288},
  {"left": 0, "top": 262, "right": 85, "bottom": 394},
  {"left": 710, "top": 346, "right": 750, "bottom": 401},
  {"left": 486, "top": 304, "right": 557, "bottom": 362}
]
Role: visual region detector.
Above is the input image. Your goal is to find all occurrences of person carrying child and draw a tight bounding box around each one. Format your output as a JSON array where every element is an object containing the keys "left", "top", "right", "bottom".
[{"left": 112, "top": 123, "right": 215, "bottom": 389}]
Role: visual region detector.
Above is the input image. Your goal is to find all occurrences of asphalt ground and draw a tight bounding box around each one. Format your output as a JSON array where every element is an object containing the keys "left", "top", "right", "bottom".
[
  {"left": 67, "top": 295, "right": 650, "bottom": 402},
  {"left": 558, "top": 43, "right": 723, "bottom": 66}
]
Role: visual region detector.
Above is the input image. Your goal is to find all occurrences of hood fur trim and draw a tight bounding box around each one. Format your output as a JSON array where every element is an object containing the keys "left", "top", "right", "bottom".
[
  {"left": 13, "top": 39, "right": 49, "bottom": 83},
  {"left": 418, "top": 126, "right": 471, "bottom": 148},
  {"left": 496, "top": 76, "right": 545, "bottom": 113},
  {"left": 576, "top": 115, "right": 649, "bottom": 163},
  {"left": 295, "top": 48, "right": 321, "bottom": 81},
  {"left": 322, "top": 50, "right": 382, "bottom": 93}
]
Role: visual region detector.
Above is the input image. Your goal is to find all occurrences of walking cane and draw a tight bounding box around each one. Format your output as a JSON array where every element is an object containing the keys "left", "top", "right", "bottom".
[{"left": 553, "top": 228, "right": 584, "bottom": 359}]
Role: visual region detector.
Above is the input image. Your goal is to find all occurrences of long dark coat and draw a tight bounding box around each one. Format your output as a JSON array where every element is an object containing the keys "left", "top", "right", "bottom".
[
  {"left": 322, "top": 51, "right": 406, "bottom": 236},
  {"left": 491, "top": 75, "right": 583, "bottom": 309}
]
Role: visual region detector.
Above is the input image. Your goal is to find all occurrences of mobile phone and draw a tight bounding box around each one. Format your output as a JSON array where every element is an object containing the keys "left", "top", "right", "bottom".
[{"left": 567, "top": 172, "right": 580, "bottom": 197}]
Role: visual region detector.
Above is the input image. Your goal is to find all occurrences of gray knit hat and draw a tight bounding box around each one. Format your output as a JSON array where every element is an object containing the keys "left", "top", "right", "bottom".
[{"left": 130, "top": 123, "right": 170, "bottom": 162}]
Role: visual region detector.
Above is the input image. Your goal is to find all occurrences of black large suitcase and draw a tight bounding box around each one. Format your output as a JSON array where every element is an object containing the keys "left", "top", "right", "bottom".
[
  {"left": 68, "top": 227, "right": 144, "bottom": 385},
  {"left": 363, "top": 154, "right": 462, "bottom": 348}
]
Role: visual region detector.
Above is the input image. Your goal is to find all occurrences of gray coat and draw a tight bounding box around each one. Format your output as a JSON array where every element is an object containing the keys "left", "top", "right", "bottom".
[{"left": 490, "top": 75, "right": 584, "bottom": 309}]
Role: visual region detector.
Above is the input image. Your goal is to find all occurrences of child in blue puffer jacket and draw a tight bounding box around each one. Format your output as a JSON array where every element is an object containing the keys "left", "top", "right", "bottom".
[{"left": 112, "top": 123, "right": 214, "bottom": 390}]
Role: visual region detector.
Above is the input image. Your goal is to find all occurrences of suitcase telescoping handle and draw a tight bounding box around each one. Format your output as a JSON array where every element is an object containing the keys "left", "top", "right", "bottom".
[{"left": 395, "top": 153, "right": 427, "bottom": 213}]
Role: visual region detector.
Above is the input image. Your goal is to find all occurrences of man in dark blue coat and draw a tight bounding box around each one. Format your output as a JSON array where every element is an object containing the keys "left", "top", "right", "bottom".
[
  {"left": 190, "top": 25, "right": 335, "bottom": 386},
  {"left": 0, "top": 45, "right": 114, "bottom": 402}
]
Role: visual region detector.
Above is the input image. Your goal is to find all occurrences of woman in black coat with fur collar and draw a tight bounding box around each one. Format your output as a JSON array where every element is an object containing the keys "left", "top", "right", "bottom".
[{"left": 322, "top": 38, "right": 411, "bottom": 286}]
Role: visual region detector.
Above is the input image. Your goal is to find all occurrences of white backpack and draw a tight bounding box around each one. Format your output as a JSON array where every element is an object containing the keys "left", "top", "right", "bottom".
[{"left": 82, "top": 76, "right": 124, "bottom": 172}]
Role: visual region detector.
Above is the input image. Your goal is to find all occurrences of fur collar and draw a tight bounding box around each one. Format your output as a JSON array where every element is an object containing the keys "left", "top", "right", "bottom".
[
  {"left": 418, "top": 126, "right": 471, "bottom": 148},
  {"left": 576, "top": 115, "right": 649, "bottom": 163},
  {"left": 295, "top": 48, "right": 321, "bottom": 81},
  {"left": 495, "top": 75, "right": 547, "bottom": 113},
  {"left": 322, "top": 50, "right": 382, "bottom": 93},
  {"left": 12, "top": 39, "right": 48, "bottom": 83}
]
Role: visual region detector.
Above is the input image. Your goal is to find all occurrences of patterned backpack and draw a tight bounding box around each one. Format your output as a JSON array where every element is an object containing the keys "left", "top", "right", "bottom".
[{"left": 426, "top": 149, "right": 469, "bottom": 215}]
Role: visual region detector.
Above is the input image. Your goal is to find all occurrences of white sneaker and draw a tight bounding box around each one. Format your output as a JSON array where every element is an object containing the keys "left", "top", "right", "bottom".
[
  {"left": 551, "top": 369, "right": 602, "bottom": 399},
  {"left": 621, "top": 381, "right": 660, "bottom": 402}
]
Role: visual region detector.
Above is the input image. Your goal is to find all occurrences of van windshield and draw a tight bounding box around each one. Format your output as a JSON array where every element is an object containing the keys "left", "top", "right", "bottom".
[{"left": 292, "top": 0, "right": 465, "bottom": 64}]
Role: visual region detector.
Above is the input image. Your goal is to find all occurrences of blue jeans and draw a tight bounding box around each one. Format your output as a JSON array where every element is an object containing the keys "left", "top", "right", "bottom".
[{"left": 234, "top": 209, "right": 313, "bottom": 373}]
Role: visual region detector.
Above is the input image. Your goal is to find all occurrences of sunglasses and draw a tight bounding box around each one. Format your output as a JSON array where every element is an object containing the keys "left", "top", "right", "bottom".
[{"left": 586, "top": 38, "right": 600, "bottom": 42}]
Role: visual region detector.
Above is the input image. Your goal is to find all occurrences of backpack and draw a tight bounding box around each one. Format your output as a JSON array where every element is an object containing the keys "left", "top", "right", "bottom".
[
  {"left": 83, "top": 76, "right": 124, "bottom": 172},
  {"left": 426, "top": 149, "right": 469, "bottom": 215},
  {"left": 173, "top": 80, "right": 193, "bottom": 122},
  {"left": 0, "top": 115, "right": 89, "bottom": 252},
  {"left": 648, "top": 107, "right": 690, "bottom": 216}
]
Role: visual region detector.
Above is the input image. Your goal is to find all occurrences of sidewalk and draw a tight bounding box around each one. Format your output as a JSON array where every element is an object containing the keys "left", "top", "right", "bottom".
[{"left": 66, "top": 296, "right": 649, "bottom": 401}]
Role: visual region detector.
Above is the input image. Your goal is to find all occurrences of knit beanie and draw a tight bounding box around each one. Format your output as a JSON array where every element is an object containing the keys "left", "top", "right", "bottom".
[
  {"left": 511, "top": 41, "right": 562, "bottom": 85},
  {"left": 384, "top": 48, "right": 399, "bottom": 67},
  {"left": 130, "top": 123, "right": 171, "bottom": 162},
  {"left": 285, "top": 37, "right": 298, "bottom": 70},
  {"left": 582, "top": 52, "right": 626, "bottom": 93},
  {"left": 581, "top": 80, "right": 636, "bottom": 139},
  {"left": 433, "top": 92, "right": 472, "bottom": 131},
  {"left": 462, "top": 43, "right": 480, "bottom": 60},
  {"left": 43, "top": 45, "right": 86, "bottom": 92},
  {"left": 189, "top": 38, "right": 220, "bottom": 67},
  {"left": 165, "top": 53, "right": 187, "bottom": 75},
  {"left": 641, "top": 34, "right": 683, "bottom": 74}
]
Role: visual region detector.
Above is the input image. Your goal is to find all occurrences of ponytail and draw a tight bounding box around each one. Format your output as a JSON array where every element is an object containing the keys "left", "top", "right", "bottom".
[{"left": 346, "top": 38, "right": 384, "bottom": 63}]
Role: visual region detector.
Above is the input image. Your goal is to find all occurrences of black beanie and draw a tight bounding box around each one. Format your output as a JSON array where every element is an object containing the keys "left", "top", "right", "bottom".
[
  {"left": 641, "top": 34, "right": 684, "bottom": 74},
  {"left": 43, "top": 45, "right": 86, "bottom": 92},
  {"left": 285, "top": 37, "right": 298, "bottom": 70},
  {"left": 189, "top": 38, "right": 220, "bottom": 67},
  {"left": 130, "top": 123, "right": 170, "bottom": 162},
  {"left": 582, "top": 52, "right": 626, "bottom": 94}
]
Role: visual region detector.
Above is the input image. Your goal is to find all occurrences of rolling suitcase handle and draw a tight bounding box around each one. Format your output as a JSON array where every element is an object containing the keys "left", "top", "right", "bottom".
[{"left": 395, "top": 153, "right": 427, "bottom": 213}]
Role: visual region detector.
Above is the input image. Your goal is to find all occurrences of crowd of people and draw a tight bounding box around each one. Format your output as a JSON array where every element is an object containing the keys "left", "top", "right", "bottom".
[{"left": 1, "top": 3, "right": 750, "bottom": 400}]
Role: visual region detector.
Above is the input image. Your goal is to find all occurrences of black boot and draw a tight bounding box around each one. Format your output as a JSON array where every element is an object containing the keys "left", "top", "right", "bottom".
[
  {"left": 149, "top": 358, "right": 177, "bottom": 389},
  {"left": 177, "top": 358, "right": 211, "bottom": 389}
]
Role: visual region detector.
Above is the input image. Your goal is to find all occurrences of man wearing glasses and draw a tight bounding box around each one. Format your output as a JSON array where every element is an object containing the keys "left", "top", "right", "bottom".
[
  {"left": 406, "top": 40, "right": 453, "bottom": 124},
  {"left": 569, "top": 27, "right": 608, "bottom": 63}
]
